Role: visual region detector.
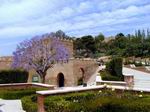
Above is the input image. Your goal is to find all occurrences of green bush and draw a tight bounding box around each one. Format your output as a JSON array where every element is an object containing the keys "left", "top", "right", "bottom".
[
  {"left": 21, "top": 90, "right": 150, "bottom": 112},
  {"left": 104, "top": 57, "right": 123, "bottom": 81},
  {"left": 44, "top": 92, "right": 97, "bottom": 112},
  {"left": 45, "top": 90, "right": 150, "bottom": 112},
  {"left": 106, "top": 57, "right": 123, "bottom": 77},
  {"left": 21, "top": 95, "right": 37, "bottom": 112},
  {"left": 0, "top": 88, "right": 47, "bottom": 112},
  {"left": 100, "top": 70, "right": 123, "bottom": 81},
  {"left": 0, "top": 89, "right": 35, "bottom": 99},
  {"left": 0, "top": 87, "right": 46, "bottom": 99},
  {"left": 0, "top": 69, "right": 28, "bottom": 84},
  {"left": 134, "top": 62, "right": 143, "bottom": 67}
]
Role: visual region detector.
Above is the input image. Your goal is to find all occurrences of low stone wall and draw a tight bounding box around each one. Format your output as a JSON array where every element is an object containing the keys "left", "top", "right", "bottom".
[
  {"left": 96, "top": 81, "right": 127, "bottom": 86},
  {"left": 124, "top": 75, "right": 134, "bottom": 87},
  {"left": 96, "top": 75, "right": 134, "bottom": 87},
  {"left": 36, "top": 85, "right": 105, "bottom": 112},
  {"left": 36, "top": 85, "right": 105, "bottom": 96},
  {"left": 36, "top": 85, "right": 150, "bottom": 112},
  {"left": 0, "top": 83, "right": 55, "bottom": 90}
]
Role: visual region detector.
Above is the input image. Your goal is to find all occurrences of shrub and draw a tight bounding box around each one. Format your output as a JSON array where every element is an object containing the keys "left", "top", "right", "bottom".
[
  {"left": 0, "top": 89, "right": 35, "bottom": 99},
  {"left": 21, "top": 95, "right": 37, "bottom": 112},
  {"left": 63, "top": 92, "right": 96, "bottom": 102},
  {"left": 104, "top": 57, "right": 123, "bottom": 81},
  {"left": 100, "top": 70, "right": 123, "bottom": 81},
  {"left": 44, "top": 92, "right": 97, "bottom": 112},
  {"left": 106, "top": 57, "right": 123, "bottom": 77},
  {"left": 0, "top": 87, "right": 46, "bottom": 99},
  {"left": 0, "top": 88, "right": 47, "bottom": 112},
  {"left": 21, "top": 90, "right": 150, "bottom": 112},
  {"left": 134, "top": 62, "right": 143, "bottom": 66},
  {"left": 0, "top": 69, "right": 28, "bottom": 84},
  {"left": 45, "top": 90, "right": 150, "bottom": 112}
]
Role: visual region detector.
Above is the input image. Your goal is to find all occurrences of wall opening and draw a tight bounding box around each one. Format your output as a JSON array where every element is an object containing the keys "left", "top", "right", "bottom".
[
  {"left": 77, "top": 68, "right": 85, "bottom": 85},
  {"left": 32, "top": 74, "right": 39, "bottom": 82},
  {"left": 80, "top": 68, "right": 85, "bottom": 77},
  {"left": 57, "top": 73, "right": 65, "bottom": 87}
]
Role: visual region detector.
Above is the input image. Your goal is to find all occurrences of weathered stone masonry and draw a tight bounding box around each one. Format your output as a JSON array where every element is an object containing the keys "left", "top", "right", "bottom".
[{"left": 0, "top": 38, "right": 98, "bottom": 87}]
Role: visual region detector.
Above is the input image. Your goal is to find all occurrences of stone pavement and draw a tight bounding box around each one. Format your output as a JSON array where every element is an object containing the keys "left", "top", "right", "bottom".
[
  {"left": 0, "top": 99, "right": 25, "bottom": 112},
  {"left": 123, "top": 67, "right": 150, "bottom": 89},
  {"left": 92, "top": 66, "right": 150, "bottom": 90}
]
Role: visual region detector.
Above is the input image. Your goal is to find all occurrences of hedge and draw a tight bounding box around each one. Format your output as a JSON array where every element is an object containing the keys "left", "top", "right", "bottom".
[
  {"left": 0, "top": 87, "right": 46, "bottom": 112},
  {"left": 0, "top": 87, "right": 47, "bottom": 99},
  {"left": 0, "top": 69, "right": 28, "bottom": 84},
  {"left": 102, "top": 57, "right": 123, "bottom": 81},
  {"left": 100, "top": 70, "right": 123, "bottom": 81},
  {"left": 106, "top": 57, "right": 123, "bottom": 77},
  {"left": 2, "top": 88, "right": 149, "bottom": 112},
  {"left": 21, "top": 90, "right": 150, "bottom": 112},
  {"left": 21, "top": 95, "right": 38, "bottom": 112},
  {"left": 134, "top": 62, "right": 143, "bottom": 67}
]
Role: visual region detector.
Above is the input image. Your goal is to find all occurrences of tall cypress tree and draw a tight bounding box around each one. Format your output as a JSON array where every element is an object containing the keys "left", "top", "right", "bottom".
[
  {"left": 142, "top": 29, "right": 145, "bottom": 43},
  {"left": 147, "top": 28, "right": 150, "bottom": 39}
]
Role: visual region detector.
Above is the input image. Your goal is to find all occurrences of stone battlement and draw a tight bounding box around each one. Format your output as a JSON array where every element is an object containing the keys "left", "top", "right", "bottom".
[{"left": 0, "top": 56, "right": 13, "bottom": 62}]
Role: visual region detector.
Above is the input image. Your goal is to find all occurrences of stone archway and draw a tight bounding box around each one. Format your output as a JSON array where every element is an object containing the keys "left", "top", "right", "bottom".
[
  {"left": 80, "top": 68, "right": 85, "bottom": 77},
  {"left": 57, "top": 73, "right": 65, "bottom": 87}
]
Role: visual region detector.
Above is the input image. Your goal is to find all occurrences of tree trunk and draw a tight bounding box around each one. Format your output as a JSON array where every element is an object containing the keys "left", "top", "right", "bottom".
[
  {"left": 41, "top": 76, "right": 45, "bottom": 83},
  {"left": 36, "top": 71, "right": 47, "bottom": 84},
  {"left": 40, "top": 74, "right": 46, "bottom": 84}
]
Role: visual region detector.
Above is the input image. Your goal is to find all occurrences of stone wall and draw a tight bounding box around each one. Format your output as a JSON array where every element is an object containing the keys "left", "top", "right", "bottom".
[
  {"left": 42, "top": 37, "right": 74, "bottom": 57},
  {"left": 28, "top": 59, "right": 98, "bottom": 87},
  {"left": 45, "top": 61, "right": 75, "bottom": 86},
  {"left": 73, "top": 59, "right": 98, "bottom": 84},
  {"left": 60, "top": 39, "right": 74, "bottom": 57},
  {"left": 0, "top": 57, "right": 98, "bottom": 87},
  {"left": 0, "top": 56, "right": 12, "bottom": 70},
  {"left": 0, "top": 37, "right": 98, "bottom": 87},
  {"left": 28, "top": 60, "right": 75, "bottom": 87}
]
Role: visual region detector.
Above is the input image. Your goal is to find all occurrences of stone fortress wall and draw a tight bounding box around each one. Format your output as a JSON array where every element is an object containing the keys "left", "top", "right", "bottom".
[
  {"left": 0, "top": 56, "right": 12, "bottom": 70},
  {"left": 0, "top": 37, "right": 98, "bottom": 87},
  {"left": 42, "top": 58, "right": 98, "bottom": 87}
]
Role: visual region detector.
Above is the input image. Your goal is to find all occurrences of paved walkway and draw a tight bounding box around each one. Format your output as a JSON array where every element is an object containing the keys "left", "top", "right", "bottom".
[
  {"left": 123, "top": 67, "right": 150, "bottom": 89},
  {"left": 0, "top": 99, "right": 25, "bottom": 112},
  {"left": 92, "top": 66, "right": 150, "bottom": 90}
]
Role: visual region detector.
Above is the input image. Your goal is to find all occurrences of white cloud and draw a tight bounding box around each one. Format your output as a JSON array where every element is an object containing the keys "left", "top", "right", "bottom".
[
  {"left": 0, "top": 0, "right": 150, "bottom": 55},
  {"left": 0, "top": 1, "right": 150, "bottom": 34}
]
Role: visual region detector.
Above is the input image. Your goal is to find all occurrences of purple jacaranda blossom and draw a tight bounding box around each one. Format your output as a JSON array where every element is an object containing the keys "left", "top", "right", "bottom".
[{"left": 12, "top": 33, "right": 69, "bottom": 83}]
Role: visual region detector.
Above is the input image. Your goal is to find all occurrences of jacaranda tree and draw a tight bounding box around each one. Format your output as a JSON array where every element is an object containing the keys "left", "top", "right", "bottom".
[{"left": 12, "top": 34, "right": 69, "bottom": 83}]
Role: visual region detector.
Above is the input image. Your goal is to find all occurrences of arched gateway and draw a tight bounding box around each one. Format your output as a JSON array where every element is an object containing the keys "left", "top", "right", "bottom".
[{"left": 57, "top": 73, "right": 65, "bottom": 87}]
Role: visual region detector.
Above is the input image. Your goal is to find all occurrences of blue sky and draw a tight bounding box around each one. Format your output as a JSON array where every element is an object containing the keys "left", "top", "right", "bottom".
[{"left": 0, "top": 0, "right": 150, "bottom": 56}]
